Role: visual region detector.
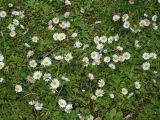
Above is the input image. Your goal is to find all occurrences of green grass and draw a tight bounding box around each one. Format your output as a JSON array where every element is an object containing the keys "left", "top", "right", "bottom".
[{"left": 0, "top": 0, "right": 160, "bottom": 119}]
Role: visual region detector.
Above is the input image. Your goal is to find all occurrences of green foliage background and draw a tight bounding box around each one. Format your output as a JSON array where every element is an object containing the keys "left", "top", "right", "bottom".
[{"left": 0, "top": 0, "right": 160, "bottom": 119}]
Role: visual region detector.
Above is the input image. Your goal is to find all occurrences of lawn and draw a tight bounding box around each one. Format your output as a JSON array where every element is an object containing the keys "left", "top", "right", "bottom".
[{"left": 0, "top": 0, "right": 160, "bottom": 120}]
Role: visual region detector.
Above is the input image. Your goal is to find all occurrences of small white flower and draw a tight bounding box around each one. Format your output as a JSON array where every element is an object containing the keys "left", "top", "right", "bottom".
[
  {"left": 32, "top": 36, "right": 39, "bottom": 43},
  {"left": 41, "top": 57, "right": 52, "bottom": 66},
  {"left": 13, "top": 19, "right": 19, "bottom": 26},
  {"left": 114, "top": 34, "right": 119, "bottom": 41},
  {"left": 91, "top": 95, "right": 97, "bottom": 100},
  {"left": 108, "top": 36, "right": 114, "bottom": 44},
  {"left": 71, "top": 32, "right": 78, "bottom": 38},
  {"left": 52, "top": 17, "right": 59, "bottom": 24},
  {"left": 0, "top": 11, "right": 7, "bottom": 18},
  {"left": 142, "top": 62, "right": 150, "bottom": 70},
  {"left": 123, "top": 21, "right": 130, "bottom": 29},
  {"left": 127, "top": 92, "right": 134, "bottom": 98},
  {"left": 98, "top": 79, "right": 105, "bottom": 87},
  {"left": 0, "top": 62, "right": 5, "bottom": 70},
  {"left": 95, "top": 89, "right": 104, "bottom": 97},
  {"left": 122, "top": 14, "right": 129, "bottom": 21},
  {"left": 29, "top": 60, "right": 37, "bottom": 68},
  {"left": 82, "top": 57, "right": 89, "bottom": 67},
  {"left": 91, "top": 51, "right": 99, "bottom": 60},
  {"left": 113, "top": 14, "right": 120, "bottom": 22},
  {"left": 142, "top": 52, "right": 150, "bottom": 60},
  {"left": 65, "top": 104, "right": 73, "bottom": 113},
  {"left": 104, "top": 56, "right": 110, "bottom": 63},
  {"left": 0, "top": 54, "right": 4, "bottom": 61},
  {"left": 8, "top": 3, "right": 13, "bottom": 7},
  {"left": 121, "top": 88, "right": 128, "bottom": 95},
  {"left": 9, "top": 31, "right": 16, "bottom": 37},
  {"left": 149, "top": 53, "right": 157, "bottom": 59},
  {"left": 118, "top": 55, "right": 125, "bottom": 62},
  {"left": 109, "top": 93, "right": 114, "bottom": 99},
  {"left": 116, "top": 46, "right": 123, "bottom": 51},
  {"left": 7, "top": 24, "right": 15, "bottom": 31},
  {"left": 15, "top": 85, "right": 23, "bottom": 93},
  {"left": 53, "top": 33, "right": 59, "bottom": 40},
  {"left": 29, "top": 100, "right": 36, "bottom": 105},
  {"left": 123, "top": 52, "right": 131, "bottom": 60},
  {"left": 58, "top": 99, "right": 67, "bottom": 108},
  {"left": 65, "top": 0, "right": 71, "bottom": 5},
  {"left": 54, "top": 56, "right": 64, "bottom": 60},
  {"left": 74, "top": 41, "right": 83, "bottom": 48},
  {"left": 0, "top": 78, "right": 4, "bottom": 82},
  {"left": 88, "top": 73, "right": 94, "bottom": 80},
  {"left": 34, "top": 102, "right": 43, "bottom": 110},
  {"left": 64, "top": 12, "right": 70, "bottom": 18},
  {"left": 96, "top": 43, "right": 104, "bottom": 50},
  {"left": 135, "top": 81, "right": 141, "bottom": 89},
  {"left": 108, "top": 63, "right": 116, "bottom": 69},
  {"left": 43, "top": 73, "right": 52, "bottom": 82},
  {"left": 57, "top": 33, "right": 66, "bottom": 41},
  {"left": 64, "top": 53, "right": 73, "bottom": 62},
  {"left": 94, "top": 36, "right": 100, "bottom": 44},
  {"left": 24, "top": 43, "right": 31, "bottom": 48},
  {"left": 152, "top": 15, "right": 158, "bottom": 22},
  {"left": 112, "top": 54, "right": 119, "bottom": 63},
  {"left": 50, "top": 79, "right": 60, "bottom": 89},
  {"left": 33, "top": 71, "right": 42, "bottom": 80},
  {"left": 100, "top": 36, "right": 107, "bottom": 43}
]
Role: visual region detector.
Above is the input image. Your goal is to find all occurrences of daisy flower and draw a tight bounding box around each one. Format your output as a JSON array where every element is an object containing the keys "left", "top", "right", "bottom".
[
  {"left": 32, "top": 36, "right": 39, "bottom": 43},
  {"left": 0, "top": 62, "right": 5, "bottom": 70},
  {"left": 50, "top": 79, "right": 60, "bottom": 89},
  {"left": 123, "top": 21, "right": 130, "bottom": 29},
  {"left": 123, "top": 52, "right": 131, "bottom": 60},
  {"left": 142, "top": 52, "right": 150, "bottom": 60},
  {"left": 64, "top": 104, "right": 73, "bottom": 113},
  {"left": 98, "top": 79, "right": 105, "bottom": 87},
  {"left": 41, "top": 57, "right": 52, "bottom": 66},
  {"left": 104, "top": 56, "right": 111, "bottom": 63},
  {"left": 34, "top": 102, "right": 43, "bottom": 110},
  {"left": 52, "top": 17, "right": 59, "bottom": 24},
  {"left": 0, "top": 54, "right": 4, "bottom": 61},
  {"left": 94, "top": 36, "right": 100, "bottom": 44},
  {"left": 108, "top": 63, "right": 116, "bottom": 69},
  {"left": 65, "top": 0, "right": 71, "bottom": 5},
  {"left": 64, "top": 53, "right": 73, "bottom": 62},
  {"left": 53, "top": 33, "right": 59, "bottom": 40},
  {"left": 71, "top": 32, "right": 78, "bottom": 38},
  {"left": 134, "top": 81, "right": 141, "bottom": 89},
  {"left": 108, "top": 36, "right": 114, "bottom": 44},
  {"left": 113, "top": 14, "right": 120, "bottom": 22},
  {"left": 95, "top": 89, "right": 104, "bottom": 97},
  {"left": 29, "top": 60, "right": 37, "bottom": 68},
  {"left": 122, "top": 14, "right": 129, "bottom": 21},
  {"left": 0, "top": 11, "right": 7, "bottom": 18},
  {"left": 9, "top": 31, "right": 16, "bottom": 37},
  {"left": 57, "top": 33, "right": 66, "bottom": 41},
  {"left": 100, "top": 36, "right": 107, "bottom": 43},
  {"left": 142, "top": 62, "right": 150, "bottom": 70},
  {"left": 88, "top": 73, "right": 94, "bottom": 80},
  {"left": 121, "top": 88, "right": 128, "bottom": 95},
  {"left": 33, "top": 71, "right": 42, "bottom": 80},
  {"left": 109, "top": 93, "right": 115, "bottom": 99},
  {"left": 43, "top": 73, "right": 52, "bottom": 82},
  {"left": 15, "top": 85, "right": 23, "bottom": 93},
  {"left": 58, "top": 99, "right": 67, "bottom": 108}
]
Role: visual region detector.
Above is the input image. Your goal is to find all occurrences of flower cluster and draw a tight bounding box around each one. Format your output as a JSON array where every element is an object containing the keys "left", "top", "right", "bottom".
[
  {"left": 58, "top": 99, "right": 73, "bottom": 113},
  {"left": 29, "top": 100, "right": 43, "bottom": 110}
]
